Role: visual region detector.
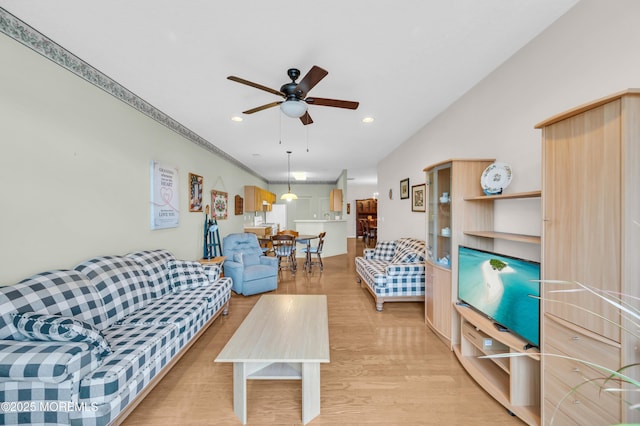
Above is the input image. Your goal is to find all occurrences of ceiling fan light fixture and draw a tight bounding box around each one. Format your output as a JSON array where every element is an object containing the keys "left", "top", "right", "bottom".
[{"left": 280, "top": 100, "right": 307, "bottom": 118}]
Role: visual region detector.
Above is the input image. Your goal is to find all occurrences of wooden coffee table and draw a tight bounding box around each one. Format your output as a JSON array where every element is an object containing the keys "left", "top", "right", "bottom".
[{"left": 215, "top": 295, "right": 330, "bottom": 424}]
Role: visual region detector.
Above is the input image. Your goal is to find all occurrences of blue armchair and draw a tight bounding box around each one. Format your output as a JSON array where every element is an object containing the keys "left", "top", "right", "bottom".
[{"left": 222, "top": 233, "right": 278, "bottom": 296}]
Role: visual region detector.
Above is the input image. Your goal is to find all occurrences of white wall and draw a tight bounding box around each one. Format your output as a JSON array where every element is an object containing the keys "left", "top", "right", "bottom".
[
  {"left": 0, "top": 34, "right": 266, "bottom": 284},
  {"left": 378, "top": 0, "right": 640, "bottom": 261}
]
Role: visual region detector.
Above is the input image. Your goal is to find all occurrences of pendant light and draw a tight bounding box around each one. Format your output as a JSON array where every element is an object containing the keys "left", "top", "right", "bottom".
[{"left": 281, "top": 150, "right": 298, "bottom": 201}]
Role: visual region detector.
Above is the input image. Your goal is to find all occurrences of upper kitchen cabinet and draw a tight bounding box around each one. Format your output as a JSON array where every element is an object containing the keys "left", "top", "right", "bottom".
[{"left": 244, "top": 185, "right": 276, "bottom": 212}]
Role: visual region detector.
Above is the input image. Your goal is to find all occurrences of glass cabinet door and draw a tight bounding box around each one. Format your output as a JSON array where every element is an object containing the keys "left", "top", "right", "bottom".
[{"left": 427, "top": 163, "right": 452, "bottom": 268}]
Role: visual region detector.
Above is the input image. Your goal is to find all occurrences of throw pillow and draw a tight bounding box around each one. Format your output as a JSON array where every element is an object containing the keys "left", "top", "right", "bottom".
[
  {"left": 391, "top": 249, "right": 418, "bottom": 264},
  {"left": 202, "top": 263, "right": 222, "bottom": 282},
  {"left": 11, "top": 312, "right": 112, "bottom": 357},
  {"left": 166, "top": 260, "right": 208, "bottom": 292},
  {"left": 372, "top": 241, "right": 396, "bottom": 261}
]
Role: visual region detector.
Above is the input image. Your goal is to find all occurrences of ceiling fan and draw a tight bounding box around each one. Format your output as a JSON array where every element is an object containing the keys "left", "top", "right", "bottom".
[{"left": 227, "top": 66, "right": 359, "bottom": 125}]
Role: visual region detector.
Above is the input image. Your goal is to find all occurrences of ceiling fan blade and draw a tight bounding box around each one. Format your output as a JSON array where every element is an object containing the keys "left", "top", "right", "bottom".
[
  {"left": 300, "top": 112, "right": 313, "bottom": 125},
  {"left": 243, "top": 101, "right": 282, "bottom": 114},
  {"left": 305, "top": 97, "right": 359, "bottom": 110},
  {"left": 227, "top": 76, "right": 284, "bottom": 97},
  {"left": 295, "top": 66, "right": 328, "bottom": 97}
]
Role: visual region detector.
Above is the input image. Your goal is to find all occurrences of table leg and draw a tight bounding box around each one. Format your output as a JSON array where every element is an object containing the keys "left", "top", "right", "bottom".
[
  {"left": 301, "top": 362, "right": 321, "bottom": 424},
  {"left": 233, "top": 362, "right": 247, "bottom": 424}
]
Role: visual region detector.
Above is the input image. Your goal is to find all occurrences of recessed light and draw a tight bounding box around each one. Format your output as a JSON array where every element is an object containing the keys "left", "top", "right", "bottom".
[
  {"left": 362, "top": 117, "right": 374, "bottom": 124},
  {"left": 231, "top": 116, "right": 243, "bottom": 122},
  {"left": 292, "top": 172, "right": 307, "bottom": 181}
]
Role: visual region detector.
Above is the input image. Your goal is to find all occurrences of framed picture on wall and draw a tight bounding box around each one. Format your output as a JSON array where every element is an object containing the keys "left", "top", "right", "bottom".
[
  {"left": 400, "top": 178, "right": 409, "bottom": 199},
  {"left": 210, "top": 190, "right": 228, "bottom": 220},
  {"left": 411, "top": 184, "right": 426, "bottom": 212},
  {"left": 188, "top": 173, "right": 203, "bottom": 212}
]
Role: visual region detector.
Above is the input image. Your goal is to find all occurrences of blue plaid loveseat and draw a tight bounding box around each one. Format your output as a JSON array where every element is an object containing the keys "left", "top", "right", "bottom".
[
  {"left": 355, "top": 238, "right": 426, "bottom": 311},
  {"left": 0, "top": 249, "right": 232, "bottom": 426}
]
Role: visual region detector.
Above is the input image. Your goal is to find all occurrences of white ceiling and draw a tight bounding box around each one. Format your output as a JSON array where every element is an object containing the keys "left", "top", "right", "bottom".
[{"left": 0, "top": 0, "right": 579, "bottom": 184}]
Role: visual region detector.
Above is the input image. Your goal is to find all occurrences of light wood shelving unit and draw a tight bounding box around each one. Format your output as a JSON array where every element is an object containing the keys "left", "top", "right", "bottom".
[
  {"left": 455, "top": 189, "right": 542, "bottom": 424},
  {"left": 423, "top": 159, "right": 494, "bottom": 347},
  {"left": 463, "top": 191, "right": 541, "bottom": 244},
  {"left": 537, "top": 89, "right": 640, "bottom": 424},
  {"left": 455, "top": 304, "right": 540, "bottom": 426}
]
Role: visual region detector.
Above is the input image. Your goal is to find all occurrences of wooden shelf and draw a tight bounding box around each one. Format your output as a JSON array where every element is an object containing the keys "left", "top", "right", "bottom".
[
  {"left": 463, "top": 190, "right": 541, "bottom": 245},
  {"left": 455, "top": 305, "right": 540, "bottom": 425},
  {"left": 463, "top": 231, "right": 541, "bottom": 245},
  {"left": 464, "top": 190, "right": 541, "bottom": 201}
]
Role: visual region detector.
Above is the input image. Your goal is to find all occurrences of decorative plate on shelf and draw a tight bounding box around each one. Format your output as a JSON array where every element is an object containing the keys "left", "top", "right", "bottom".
[{"left": 481, "top": 162, "right": 512, "bottom": 195}]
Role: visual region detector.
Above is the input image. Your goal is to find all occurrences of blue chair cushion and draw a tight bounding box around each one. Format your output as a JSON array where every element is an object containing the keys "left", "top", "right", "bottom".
[
  {"left": 244, "top": 264, "right": 277, "bottom": 281},
  {"left": 233, "top": 252, "right": 260, "bottom": 266}
]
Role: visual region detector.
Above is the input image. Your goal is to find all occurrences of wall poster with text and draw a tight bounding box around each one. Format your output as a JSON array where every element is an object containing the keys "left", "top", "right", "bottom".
[{"left": 150, "top": 160, "right": 180, "bottom": 229}]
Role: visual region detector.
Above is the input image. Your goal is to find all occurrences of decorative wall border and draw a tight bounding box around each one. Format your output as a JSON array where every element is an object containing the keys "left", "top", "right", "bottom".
[{"left": 0, "top": 8, "right": 264, "bottom": 181}]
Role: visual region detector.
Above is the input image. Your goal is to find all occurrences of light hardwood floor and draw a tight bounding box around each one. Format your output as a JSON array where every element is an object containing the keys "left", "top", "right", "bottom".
[{"left": 123, "top": 238, "right": 523, "bottom": 425}]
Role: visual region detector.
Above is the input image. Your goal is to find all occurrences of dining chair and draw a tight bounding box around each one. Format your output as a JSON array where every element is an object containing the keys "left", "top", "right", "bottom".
[
  {"left": 278, "top": 229, "right": 299, "bottom": 237},
  {"left": 271, "top": 234, "right": 297, "bottom": 273},
  {"left": 362, "top": 219, "right": 373, "bottom": 247},
  {"left": 257, "top": 236, "right": 273, "bottom": 256},
  {"left": 358, "top": 219, "right": 368, "bottom": 244},
  {"left": 300, "top": 232, "right": 326, "bottom": 271}
]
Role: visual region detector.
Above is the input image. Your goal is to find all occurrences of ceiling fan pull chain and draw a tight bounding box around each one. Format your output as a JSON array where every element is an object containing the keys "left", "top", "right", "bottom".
[{"left": 306, "top": 125, "right": 310, "bottom": 152}]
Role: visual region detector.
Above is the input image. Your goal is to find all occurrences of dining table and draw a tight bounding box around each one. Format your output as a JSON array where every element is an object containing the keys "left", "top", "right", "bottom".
[{"left": 295, "top": 234, "right": 319, "bottom": 273}]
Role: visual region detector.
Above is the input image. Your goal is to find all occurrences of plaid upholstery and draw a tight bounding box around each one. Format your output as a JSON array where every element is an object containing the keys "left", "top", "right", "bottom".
[
  {"left": 371, "top": 241, "right": 397, "bottom": 261},
  {"left": 355, "top": 238, "right": 426, "bottom": 310},
  {"left": 395, "top": 238, "right": 426, "bottom": 262},
  {"left": 116, "top": 295, "right": 206, "bottom": 334},
  {"left": 79, "top": 324, "right": 177, "bottom": 404},
  {"left": 202, "top": 263, "right": 222, "bottom": 282},
  {"left": 363, "top": 248, "right": 375, "bottom": 259},
  {"left": 0, "top": 340, "right": 99, "bottom": 384},
  {"left": 0, "top": 380, "right": 76, "bottom": 426},
  {"left": 166, "top": 260, "right": 208, "bottom": 293},
  {"left": 375, "top": 274, "right": 425, "bottom": 297},
  {"left": 11, "top": 313, "right": 111, "bottom": 358},
  {"left": 126, "top": 249, "right": 176, "bottom": 298},
  {"left": 0, "top": 270, "right": 108, "bottom": 340},
  {"left": 185, "top": 277, "right": 232, "bottom": 313},
  {"left": 74, "top": 256, "right": 152, "bottom": 327},
  {"left": 390, "top": 249, "right": 418, "bottom": 263},
  {"left": 0, "top": 250, "right": 233, "bottom": 426},
  {"left": 356, "top": 258, "right": 386, "bottom": 288}
]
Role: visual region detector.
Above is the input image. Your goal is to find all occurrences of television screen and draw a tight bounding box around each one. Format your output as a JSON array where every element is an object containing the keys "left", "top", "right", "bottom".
[{"left": 457, "top": 245, "right": 540, "bottom": 347}]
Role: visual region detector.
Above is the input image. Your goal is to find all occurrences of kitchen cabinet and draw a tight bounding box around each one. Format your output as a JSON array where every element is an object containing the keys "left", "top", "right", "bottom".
[
  {"left": 244, "top": 185, "right": 276, "bottom": 212},
  {"left": 329, "top": 189, "right": 342, "bottom": 212}
]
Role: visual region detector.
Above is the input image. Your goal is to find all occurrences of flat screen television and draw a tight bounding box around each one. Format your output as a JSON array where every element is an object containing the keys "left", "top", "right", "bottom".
[{"left": 457, "top": 245, "right": 540, "bottom": 348}]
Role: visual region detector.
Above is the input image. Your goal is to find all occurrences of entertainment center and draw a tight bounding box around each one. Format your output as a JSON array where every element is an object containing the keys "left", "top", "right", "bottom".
[
  {"left": 424, "top": 89, "right": 640, "bottom": 426},
  {"left": 424, "top": 159, "right": 542, "bottom": 425}
]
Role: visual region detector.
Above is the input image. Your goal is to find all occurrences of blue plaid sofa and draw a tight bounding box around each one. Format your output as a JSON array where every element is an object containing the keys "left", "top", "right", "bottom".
[
  {"left": 355, "top": 238, "right": 426, "bottom": 311},
  {"left": 0, "top": 249, "right": 232, "bottom": 426}
]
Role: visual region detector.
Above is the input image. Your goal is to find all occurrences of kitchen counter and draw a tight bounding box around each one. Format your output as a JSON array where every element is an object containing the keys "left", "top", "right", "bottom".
[{"left": 294, "top": 220, "right": 347, "bottom": 257}]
